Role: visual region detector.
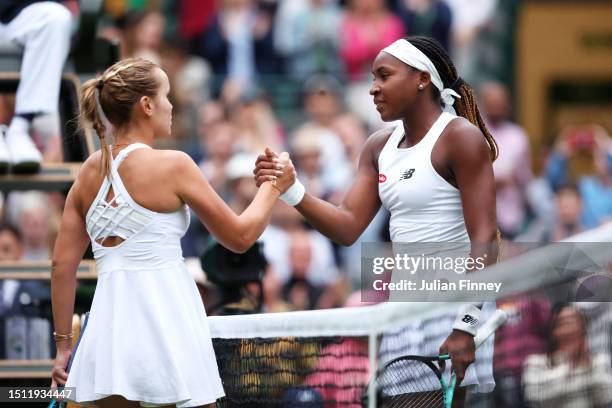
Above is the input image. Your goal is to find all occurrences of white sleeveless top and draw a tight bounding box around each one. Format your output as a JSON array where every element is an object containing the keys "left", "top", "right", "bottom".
[
  {"left": 378, "top": 112, "right": 469, "bottom": 243},
  {"left": 377, "top": 115, "right": 495, "bottom": 393},
  {"left": 65, "top": 144, "right": 225, "bottom": 407}
]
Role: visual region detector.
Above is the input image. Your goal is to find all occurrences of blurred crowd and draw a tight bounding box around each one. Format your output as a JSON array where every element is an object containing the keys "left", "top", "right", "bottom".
[{"left": 0, "top": 2, "right": 610, "bottom": 401}]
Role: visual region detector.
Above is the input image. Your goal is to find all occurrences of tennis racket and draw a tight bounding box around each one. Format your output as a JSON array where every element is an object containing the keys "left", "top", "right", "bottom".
[
  {"left": 363, "top": 309, "right": 507, "bottom": 408},
  {"left": 48, "top": 312, "right": 89, "bottom": 408}
]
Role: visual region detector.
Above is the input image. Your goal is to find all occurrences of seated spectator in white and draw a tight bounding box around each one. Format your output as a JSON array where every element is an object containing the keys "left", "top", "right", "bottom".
[
  {"left": 523, "top": 304, "right": 612, "bottom": 408},
  {"left": 295, "top": 75, "right": 352, "bottom": 191},
  {"left": 0, "top": 1, "right": 73, "bottom": 173},
  {"left": 480, "top": 81, "right": 532, "bottom": 239},
  {"left": 281, "top": 229, "right": 344, "bottom": 310},
  {"left": 291, "top": 127, "right": 328, "bottom": 200},
  {"left": 6, "top": 191, "right": 56, "bottom": 261}
]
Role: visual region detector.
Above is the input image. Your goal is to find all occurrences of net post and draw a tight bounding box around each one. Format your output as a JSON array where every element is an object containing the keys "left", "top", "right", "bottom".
[{"left": 368, "top": 331, "right": 378, "bottom": 408}]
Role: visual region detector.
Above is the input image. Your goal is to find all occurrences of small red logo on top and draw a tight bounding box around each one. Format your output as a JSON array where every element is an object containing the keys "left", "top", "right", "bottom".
[{"left": 378, "top": 174, "right": 387, "bottom": 183}]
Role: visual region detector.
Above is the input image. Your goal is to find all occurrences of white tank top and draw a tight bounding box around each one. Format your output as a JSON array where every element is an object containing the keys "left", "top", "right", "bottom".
[{"left": 378, "top": 112, "right": 469, "bottom": 242}]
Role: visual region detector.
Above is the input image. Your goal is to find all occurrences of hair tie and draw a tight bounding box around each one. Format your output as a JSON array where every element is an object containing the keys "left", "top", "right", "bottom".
[{"left": 97, "top": 79, "right": 104, "bottom": 90}]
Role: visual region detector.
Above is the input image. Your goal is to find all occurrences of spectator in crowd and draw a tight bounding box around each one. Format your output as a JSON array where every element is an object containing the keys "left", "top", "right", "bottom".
[
  {"left": 545, "top": 124, "right": 612, "bottom": 229},
  {"left": 196, "top": 0, "right": 283, "bottom": 96},
  {"left": 339, "top": 0, "right": 404, "bottom": 81},
  {"left": 341, "top": 0, "right": 404, "bottom": 128},
  {"left": 394, "top": 0, "right": 453, "bottom": 52},
  {"left": 574, "top": 302, "right": 612, "bottom": 368},
  {"left": 295, "top": 75, "right": 352, "bottom": 193},
  {"left": 480, "top": 81, "right": 532, "bottom": 239},
  {"left": 520, "top": 184, "right": 585, "bottom": 244},
  {"left": 274, "top": 0, "right": 343, "bottom": 81},
  {"left": 178, "top": 0, "right": 217, "bottom": 46},
  {"left": 160, "top": 39, "right": 212, "bottom": 142},
  {"left": 492, "top": 296, "right": 550, "bottom": 407},
  {"left": 281, "top": 230, "right": 324, "bottom": 310},
  {"left": 0, "top": 223, "right": 23, "bottom": 262},
  {"left": 9, "top": 192, "right": 57, "bottom": 261},
  {"left": 523, "top": 304, "right": 612, "bottom": 407},
  {"left": 229, "top": 87, "right": 285, "bottom": 153},
  {"left": 441, "top": 0, "right": 497, "bottom": 84},
  {"left": 191, "top": 100, "right": 227, "bottom": 161},
  {"left": 182, "top": 121, "right": 237, "bottom": 257},
  {"left": 0, "top": 224, "right": 24, "bottom": 317},
  {"left": 260, "top": 204, "right": 345, "bottom": 311},
  {"left": 198, "top": 121, "right": 238, "bottom": 198},
  {"left": 120, "top": 10, "right": 166, "bottom": 63},
  {"left": 281, "top": 229, "right": 346, "bottom": 311},
  {"left": 0, "top": 1, "right": 73, "bottom": 173},
  {"left": 330, "top": 113, "right": 368, "bottom": 171},
  {"left": 291, "top": 126, "right": 332, "bottom": 200},
  {"left": 0, "top": 224, "right": 51, "bottom": 361}
]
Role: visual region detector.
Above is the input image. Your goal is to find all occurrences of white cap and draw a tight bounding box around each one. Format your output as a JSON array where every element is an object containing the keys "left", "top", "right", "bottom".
[{"left": 226, "top": 153, "right": 258, "bottom": 181}]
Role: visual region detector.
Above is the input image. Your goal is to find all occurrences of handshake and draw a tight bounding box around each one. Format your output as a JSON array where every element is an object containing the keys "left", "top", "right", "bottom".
[{"left": 253, "top": 148, "right": 305, "bottom": 206}]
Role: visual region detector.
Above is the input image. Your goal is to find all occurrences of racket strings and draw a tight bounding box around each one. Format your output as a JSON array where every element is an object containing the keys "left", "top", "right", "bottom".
[{"left": 379, "top": 359, "right": 445, "bottom": 407}]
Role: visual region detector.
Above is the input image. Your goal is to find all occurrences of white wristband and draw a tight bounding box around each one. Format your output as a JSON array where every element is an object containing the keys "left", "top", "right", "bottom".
[
  {"left": 280, "top": 179, "right": 305, "bottom": 206},
  {"left": 452, "top": 304, "right": 481, "bottom": 336}
]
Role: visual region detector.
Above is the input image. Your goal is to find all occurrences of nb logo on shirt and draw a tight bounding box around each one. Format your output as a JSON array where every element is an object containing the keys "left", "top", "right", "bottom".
[
  {"left": 462, "top": 315, "right": 479, "bottom": 326},
  {"left": 400, "top": 169, "right": 415, "bottom": 180}
]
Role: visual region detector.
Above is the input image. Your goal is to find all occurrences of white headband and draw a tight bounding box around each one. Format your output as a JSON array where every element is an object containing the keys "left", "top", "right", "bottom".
[{"left": 382, "top": 39, "right": 461, "bottom": 114}]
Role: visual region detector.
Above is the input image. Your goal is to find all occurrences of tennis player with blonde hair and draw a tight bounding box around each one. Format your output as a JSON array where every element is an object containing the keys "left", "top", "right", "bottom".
[{"left": 50, "top": 58, "right": 295, "bottom": 408}]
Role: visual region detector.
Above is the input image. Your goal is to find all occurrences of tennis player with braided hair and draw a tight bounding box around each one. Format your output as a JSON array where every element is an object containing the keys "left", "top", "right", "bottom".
[
  {"left": 256, "top": 36, "right": 499, "bottom": 405},
  {"left": 50, "top": 58, "right": 295, "bottom": 407}
]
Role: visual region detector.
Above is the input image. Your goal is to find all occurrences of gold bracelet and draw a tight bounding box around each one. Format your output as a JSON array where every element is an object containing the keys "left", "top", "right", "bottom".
[
  {"left": 53, "top": 331, "right": 73, "bottom": 342},
  {"left": 271, "top": 179, "right": 282, "bottom": 194}
]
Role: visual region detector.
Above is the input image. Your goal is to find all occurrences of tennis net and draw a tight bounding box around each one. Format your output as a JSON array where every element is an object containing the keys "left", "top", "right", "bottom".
[{"left": 209, "top": 224, "right": 612, "bottom": 407}]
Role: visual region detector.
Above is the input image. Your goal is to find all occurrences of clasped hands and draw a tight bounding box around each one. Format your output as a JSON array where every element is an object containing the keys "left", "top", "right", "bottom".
[{"left": 254, "top": 148, "right": 296, "bottom": 195}]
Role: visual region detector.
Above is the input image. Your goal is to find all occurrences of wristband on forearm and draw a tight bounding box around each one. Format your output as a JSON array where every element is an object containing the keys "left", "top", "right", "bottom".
[
  {"left": 452, "top": 304, "right": 482, "bottom": 336},
  {"left": 280, "top": 179, "right": 305, "bottom": 206}
]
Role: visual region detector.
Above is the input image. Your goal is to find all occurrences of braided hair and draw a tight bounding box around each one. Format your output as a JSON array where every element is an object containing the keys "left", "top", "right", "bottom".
[{"left": 407, "top": 36, "right": 498, "bottom": 161}]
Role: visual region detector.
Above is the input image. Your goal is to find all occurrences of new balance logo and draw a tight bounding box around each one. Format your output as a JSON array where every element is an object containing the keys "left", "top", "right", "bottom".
[
  {"left": 462, "top": 315, "right": 479, "bottom": 326},
  {"left": 400, "top": 169, "right": 415, "bottom": 180}
]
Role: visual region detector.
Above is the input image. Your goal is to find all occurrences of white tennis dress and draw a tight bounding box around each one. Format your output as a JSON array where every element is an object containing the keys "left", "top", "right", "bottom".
[{"left": 65, "top": 143, "right": 225, "bottom": 407}]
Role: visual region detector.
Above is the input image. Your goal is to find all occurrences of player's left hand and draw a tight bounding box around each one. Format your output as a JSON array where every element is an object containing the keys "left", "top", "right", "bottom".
[{"left": 438, "top": 329, "right": 475, "bottom": 385}]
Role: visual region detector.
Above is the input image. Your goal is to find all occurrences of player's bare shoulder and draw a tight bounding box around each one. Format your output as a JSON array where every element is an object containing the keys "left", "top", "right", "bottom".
[
  {"left": 360, "top": 125, "right": 397, "bottom": 170},
  {"left": 76, "top": 150, "right": 104, "bottom": 189},
  {"left": 155, "top": 149, "right": 197, "bottom": 173},
  {"left": 443, "top": 116, "right": 492, "bottom": 160},
  {"left": 444, "top": 116, "right": 488, "bottom": 147}
]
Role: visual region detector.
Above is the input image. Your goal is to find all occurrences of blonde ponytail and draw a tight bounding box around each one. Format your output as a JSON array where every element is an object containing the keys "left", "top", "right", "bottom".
[{"left": 79, "top": 58, "right": 159, "bottom": 178}]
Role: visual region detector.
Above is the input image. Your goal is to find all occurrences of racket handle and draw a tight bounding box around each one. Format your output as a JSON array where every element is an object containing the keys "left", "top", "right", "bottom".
[{"left": 474, "top": 309, "right": 507, "bottom": 349}]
